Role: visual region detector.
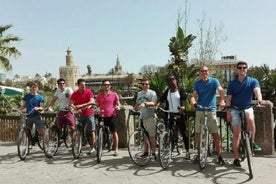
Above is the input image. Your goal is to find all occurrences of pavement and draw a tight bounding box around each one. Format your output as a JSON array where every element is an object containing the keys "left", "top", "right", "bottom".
[{"left": 1, "top": 142, "right": 276, "bottom": 184}]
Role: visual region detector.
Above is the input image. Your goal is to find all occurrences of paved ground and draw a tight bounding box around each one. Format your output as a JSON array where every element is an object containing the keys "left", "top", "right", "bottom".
[{"left": 1, "top": 142, "right": 276, "bottom": 184}]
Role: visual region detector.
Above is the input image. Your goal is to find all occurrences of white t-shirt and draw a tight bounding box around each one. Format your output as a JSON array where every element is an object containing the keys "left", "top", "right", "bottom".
[
  {"left": 167, "top": 90, "right": 180, "bottom": 113},
  {"left": 54, "top": 87, "right": 73, "bottom": 110}
]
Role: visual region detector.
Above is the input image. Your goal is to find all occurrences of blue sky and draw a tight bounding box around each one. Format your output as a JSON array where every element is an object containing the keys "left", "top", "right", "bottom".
[{"left": 1, "top": 0, "right": 276, "bottom": 79}]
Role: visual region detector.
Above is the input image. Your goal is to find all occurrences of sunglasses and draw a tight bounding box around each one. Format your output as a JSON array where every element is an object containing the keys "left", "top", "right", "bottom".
[
  {"left": 200, "top": 70, "right": 208, "bottom": 73},
  {"left": 141, "top": 83, "right": 149, "bottom": 86},
  {"left": 238, "top": 66, "right": 247, "bottom": 70}
]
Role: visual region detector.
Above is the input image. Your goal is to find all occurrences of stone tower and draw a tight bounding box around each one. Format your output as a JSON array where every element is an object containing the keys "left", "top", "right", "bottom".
[{"left": 59, "top": 48, "right": 80, "bottom": 89}]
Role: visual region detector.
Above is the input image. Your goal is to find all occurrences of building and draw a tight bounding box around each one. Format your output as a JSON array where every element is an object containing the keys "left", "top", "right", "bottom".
[
  {"left": 59, "top": 48, "right": 80, "bottom": 89},
  {"left": 82, "top": 56, "right": 142, "bottom": 96},
  {"left": 58, "top": 49, "right": 142, "bottom": 96},
  {"left": 190, "top": 55, "right": 240, "bottom": 82}
]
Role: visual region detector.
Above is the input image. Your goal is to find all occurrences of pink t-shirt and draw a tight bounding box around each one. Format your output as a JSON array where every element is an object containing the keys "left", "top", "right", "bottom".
[
  {"left": 70, "top": 89, "right": 94, "bottom": 116},
  {"left": 96, "top": 91, "right": 119, "bottom": 117}
]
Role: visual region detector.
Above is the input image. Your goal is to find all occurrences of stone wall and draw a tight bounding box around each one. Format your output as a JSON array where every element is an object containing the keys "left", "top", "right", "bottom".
[{"left": 254, "top": 101, "right": 274, "bottom": 155}]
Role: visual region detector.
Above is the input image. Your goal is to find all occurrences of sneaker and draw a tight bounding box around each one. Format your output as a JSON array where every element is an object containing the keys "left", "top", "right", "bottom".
[
  {"left": 113, "top": 151, "right": 119, "bottom": 157},
  {"left": 140, "top": 152, "right": 149, "bottom": 160},
  {"left": 140, "top": 152, "right": 149, "bottom": 157},
  {"left": 87, "top": 147, "right": 96, "bottom": 155},
  {"left": 217, "top": 156, "right": 225, "bottom": 165},
  {"left": 150, "top": 154, "right": 157, "bottom": 162},
  {"left": 192, "top": 155, "right": 199, "bottom": 164},
  {"left": 233, "top": 159, "right": 241, "bottom": 167},
  {"left": 252, "top": 142, "right": 262, "bottom": 151},
  {"left": 184, "top": 152, "right": 190, "bottom": 160}
]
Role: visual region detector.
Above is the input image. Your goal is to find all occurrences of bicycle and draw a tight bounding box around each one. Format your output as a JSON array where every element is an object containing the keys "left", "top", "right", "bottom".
[
  {"left": 71, "top": 107, "right": 94, "bottom": 159},
  {"left": 194, "top": 104, "right": 214, "bottom": 170},
  {"left": 44, "top": 108, "right": 74, "bottom": 158},
  {"left": 157, "top": 107, "right": 184, "bottom": 169},
  {"left": 15, "top": 108, "right": 49, "bottom": 160},
  {"left": 227, "top": 102, "right": 263, "bottom": 178},
  {"left": 96, "top": 109, "right": 114, "bottom": 163},
  {"left": 128, "top": 109, "right": 164, "bottom": 166}
]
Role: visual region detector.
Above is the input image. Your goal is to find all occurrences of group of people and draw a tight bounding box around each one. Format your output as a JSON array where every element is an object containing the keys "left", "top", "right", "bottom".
[
  {"left": 17, "top": 60, "right": 264, "bottom": 168},
  {"left": 18, "top": 78, "right": 121, "bottom": 157},
  {"left": 135, "top": 61, "right": 264, "bottom": 167}
]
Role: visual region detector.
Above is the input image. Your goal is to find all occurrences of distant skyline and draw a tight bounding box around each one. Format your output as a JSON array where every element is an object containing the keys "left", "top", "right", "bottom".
[{"left": 1, "top": 0, "right": 276, "bottom": 79}]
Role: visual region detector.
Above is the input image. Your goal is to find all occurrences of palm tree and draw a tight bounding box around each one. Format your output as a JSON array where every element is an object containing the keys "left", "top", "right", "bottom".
[
  {"left": 168, "top": 26, "right": 196, "bottom": 87},
  {"left": 248, "top": 64, "right": 276, "bottom": 104},
  {"left": 0, "top": 24, "right": 21, "bottom": 71}
]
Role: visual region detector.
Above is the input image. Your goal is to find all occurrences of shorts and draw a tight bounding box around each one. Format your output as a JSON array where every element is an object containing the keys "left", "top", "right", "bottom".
[
  {"left": 27, "top": 116, "right": 44, "bottom": 130},
  {"left": 101, "top": 116, "right": 118, "bottom": 132},
  {"left": 142, "top": 117, "right": 156, "bottom": 137},
  {"left": 78, "top": 115, "right": 95, "bottom": 133},
  {"left": 57, "top": 111, "right": 75, "bottom": 129},
  {"left": 230, "top": 107, "right": 254, "bottom": 126},
  {"left": 195, "top": 111, "right": 219, "bottom": 134}
]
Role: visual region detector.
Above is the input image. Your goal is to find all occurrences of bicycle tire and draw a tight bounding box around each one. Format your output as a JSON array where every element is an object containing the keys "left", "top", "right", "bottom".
[
  {"left": 107, "top": 131, "right": 114, "bottom": 152},
  {"left": 245, "top": 134, "right": 254, "bottom": 178},
  {"left": 158, "top": 131, "right": 172, "bottom": 169},
  {"left": 199, "top": 126, "right": 209, "bottom": 170},
  {"left": 63, "top": 126, "right": 73, "bottom": 148},
  {"left": 239, "top": 137, "right": 246, "bottom": 162},
  {"left": 37, "top": 124, "right": 48, "bottom": 150},
  {"left": 17, "top": 128, "right": 29, "bottom": 160},
  {"left": 72, "top": 126, "right": 83, "bottom": 159},
  {"left": 175, "top": 131, "right": 184, "bottom": 155},
  {"left": 128, "top": 130, "right": 151, "bottom": 166},
  {"left": 44, "top": 125, "right": 59, "bottom": 158},
  {"left": 97, "top": 127, "right": 104, "bottom": 163}
]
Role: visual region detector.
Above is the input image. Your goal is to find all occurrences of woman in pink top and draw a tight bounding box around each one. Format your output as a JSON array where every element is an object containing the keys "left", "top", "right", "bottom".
[{"left": 96, "top": 80, "right": 121, "bottom": 156}]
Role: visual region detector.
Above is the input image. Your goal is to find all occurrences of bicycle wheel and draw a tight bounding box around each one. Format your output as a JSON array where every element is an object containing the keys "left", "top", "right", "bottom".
[
  {"left": 199, "top": 127, "right": 209, "bottom": 170},
  {"left": 63, "top": 126, "right": 73, "bottom": 148},
  {"left": 37, "top": 124, "right": 48, "bottom": 150},
  {"left": 207, "top": 135, "right": 214, "bottom": 157},
  {"left": 44, "top": 125, "right": 59, "bottom": 158},
  {"left": 107, "top": 132, "right": 114, "bottom": 152},
  {"left": 72, "top": 125, "right": 83, "bottom": 159},
  {"left": 245, "top": 135, "right": 254, "bottom": 178},
  {"left": 128, "top": 130, "right": 151, "bottom": 166},
  {"left": 158, "top": 131, "right": 172, "bottom": 169},
  {"left": 17, "top": 129, "right": 29, "bottom": 160},
  {"left": 175, "top": 131, "right": 184, "bottom": 155},
  {"left": 97, "top": 127, "right": 103, "bottom": 163},
  {"left": 239, "top": 138, "right": 246, "bottom": 162}
]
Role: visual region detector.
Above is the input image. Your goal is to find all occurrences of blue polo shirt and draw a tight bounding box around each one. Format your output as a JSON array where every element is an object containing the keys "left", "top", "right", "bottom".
[
  {"left": 193, "top": 77, "right": 220, "bottom": 112},
  {"left": 227, "top": 76, "right": 260, "bottom": 109}
]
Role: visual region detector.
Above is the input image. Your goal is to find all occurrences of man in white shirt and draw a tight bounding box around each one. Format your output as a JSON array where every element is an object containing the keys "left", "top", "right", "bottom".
[{"left": 48, "top": 78, "right": 75, "bottom": 133}]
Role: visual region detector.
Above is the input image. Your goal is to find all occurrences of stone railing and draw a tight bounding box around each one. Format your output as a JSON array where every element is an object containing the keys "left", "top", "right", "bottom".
[{"left": 0, "top": 101, "right": 274, "bottom": 154}]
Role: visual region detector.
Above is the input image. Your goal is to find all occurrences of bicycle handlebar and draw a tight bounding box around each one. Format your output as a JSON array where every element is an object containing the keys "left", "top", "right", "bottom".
[{"left": 12, "top": 108, "right": 42, "bottom": 116}]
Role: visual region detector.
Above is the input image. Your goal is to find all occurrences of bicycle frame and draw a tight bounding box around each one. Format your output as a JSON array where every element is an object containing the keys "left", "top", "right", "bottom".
[
  {"left": 238, "top": 108, "right": 254, "bottom": 178},
  {"left": 157, "top": 107, "right": 183, "bottom": 169},
  {"left": 15, "top": 109, "right": 46, "bottom": 160},
  {"left": 96, "top": 109, "right": 114, "bottom": 163},
  {"left": 195, "top": 104, "right": 212, "bottom": 170}
]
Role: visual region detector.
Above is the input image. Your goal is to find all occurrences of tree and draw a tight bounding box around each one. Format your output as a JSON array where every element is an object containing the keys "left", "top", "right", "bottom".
[
  {"left": 0, "top": 24, "right": 21, "bottom": 71},
  {"left": 248, "top": 64, "right": 276, "bottom": 104},
  {"left": 168, "top": 26, "right": 196, "bottom": 87},
  {"left": 195, "top": 14, "right": 227, "bottom": 65}
]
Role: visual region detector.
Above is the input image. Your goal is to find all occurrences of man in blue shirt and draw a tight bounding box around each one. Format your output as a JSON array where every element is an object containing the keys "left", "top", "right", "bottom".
[
  {"left": 18, "top": 82, "right": 45, "bottom": 140},
  {"left": 190, "top": 66, "right": 225, "bottom": 165},
  {"left": 226, "top": 61, "right": 264, "bottom": 167}
]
